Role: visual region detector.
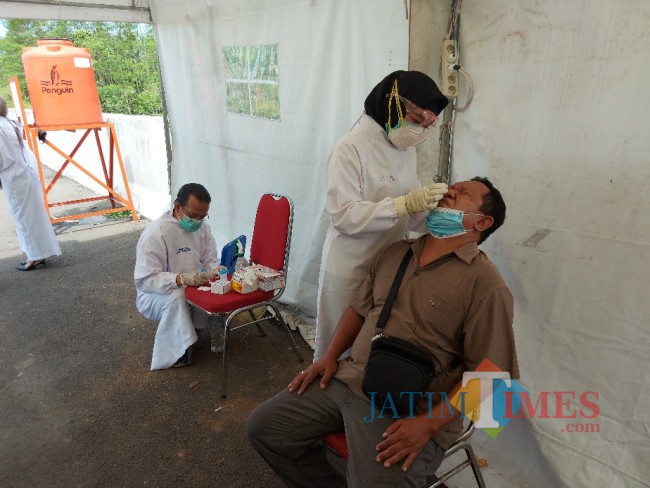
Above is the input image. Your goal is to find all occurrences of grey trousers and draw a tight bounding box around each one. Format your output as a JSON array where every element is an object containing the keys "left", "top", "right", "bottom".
[{"left": 246, "top": 379, "right": 445, "bottom": 488}]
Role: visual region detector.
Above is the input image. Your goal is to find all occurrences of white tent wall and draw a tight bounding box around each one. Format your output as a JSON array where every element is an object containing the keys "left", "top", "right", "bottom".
[
  {"left": 408, "top": 0, "right": 449, "bottom": 182},
  {"left": 409, "top": 1, "right": 650, "bottom": 487},
  {"left": 149, "top": 0, "right": 410, "bottom": 315}
]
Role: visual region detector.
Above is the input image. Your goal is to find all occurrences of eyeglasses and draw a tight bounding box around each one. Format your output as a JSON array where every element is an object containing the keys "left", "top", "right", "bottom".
[
  {"left": 386, "top": 93, "right": 439, "bottom": 128},
  {"left": 181, "top": 206, "right": 209, "bottom": 221}
]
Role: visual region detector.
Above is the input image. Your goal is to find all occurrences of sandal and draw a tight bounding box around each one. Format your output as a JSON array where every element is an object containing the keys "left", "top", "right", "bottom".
[{"left": 17, "top": 259, "right": 46, "bottom": 271}]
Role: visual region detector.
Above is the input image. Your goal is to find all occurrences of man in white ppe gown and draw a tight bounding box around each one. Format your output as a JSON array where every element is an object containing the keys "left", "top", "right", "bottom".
[
  {"left": 134, "top": 183, "right": 219, "bottom": 370},
  {"left": 314, "top": 71, "right": 450, "bottom": 360},
  {"left": 0, "top": 97, "right": 61, "bottom": 271}
]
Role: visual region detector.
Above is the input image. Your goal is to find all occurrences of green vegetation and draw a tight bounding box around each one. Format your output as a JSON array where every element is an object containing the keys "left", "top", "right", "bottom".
[
  {"left": 222, "top": 44, "right": 279, "bottom": 120},
  {"left": 105, "top": 209, "right": 135, "bottom": 220},
  {"left": 0, "top": 19, "right": 162, "bottom": 115}
]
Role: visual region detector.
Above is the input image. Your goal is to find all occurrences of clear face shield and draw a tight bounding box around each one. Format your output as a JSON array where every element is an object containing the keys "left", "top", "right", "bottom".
[{"left": 385, "top": 80, "right": 439, "bottom": 148}]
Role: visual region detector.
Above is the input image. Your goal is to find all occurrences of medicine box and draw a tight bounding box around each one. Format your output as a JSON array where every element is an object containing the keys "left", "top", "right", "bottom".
[
  {"left": 231, "top": 269, "right": 259, "bottom": 294},
  {"left": 211, "top": 280, "right": 231, "bottom": 295},
  {"left": 231, "top": 278, "right": 258, "bottom": 294},
  {"left": 252, "top": 265, "right": 285, "bottom": 292}
]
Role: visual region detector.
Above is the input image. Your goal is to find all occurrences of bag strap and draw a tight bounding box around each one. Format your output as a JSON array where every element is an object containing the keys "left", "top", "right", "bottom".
[
  {"left": 376, "top": 247, "right": 414, "bottom": 330},
  {"left": 375, "top": 246, "right": 464, "bottom": 375},
  {"left": 441, "top": 356, "right": 463, "bottom": 375}
]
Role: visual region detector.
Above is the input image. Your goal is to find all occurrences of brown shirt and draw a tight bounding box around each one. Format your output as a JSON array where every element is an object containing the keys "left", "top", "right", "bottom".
[{"left": 334, "top": 235, "right": 518, "bottom": 449}]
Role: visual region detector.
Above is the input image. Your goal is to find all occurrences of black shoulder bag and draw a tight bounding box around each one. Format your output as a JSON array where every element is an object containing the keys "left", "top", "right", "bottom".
[{"left": 361, "top": 247, "right": 455, "bottom": 415}]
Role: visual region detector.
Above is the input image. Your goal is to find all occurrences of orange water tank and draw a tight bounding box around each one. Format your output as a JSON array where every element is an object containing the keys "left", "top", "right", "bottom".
[{"left": 22, "top": 39, "right": 103, "bottom": 127}]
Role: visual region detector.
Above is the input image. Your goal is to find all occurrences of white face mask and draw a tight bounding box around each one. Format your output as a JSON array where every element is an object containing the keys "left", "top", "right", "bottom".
[
  {"left": 384, "top": 79, "right": 436, "bottom": 148},
  {"left": 387, "top": 120, "right": 433, "bottom": 148}
]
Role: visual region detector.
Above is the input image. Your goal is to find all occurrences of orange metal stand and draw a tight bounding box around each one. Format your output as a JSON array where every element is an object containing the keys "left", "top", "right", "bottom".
[
  {"left": 26, "top": 122, "right": 139, "bottom": 224},
  {"left": 8, "top": 77, "right": 138, "bottom": 224}
]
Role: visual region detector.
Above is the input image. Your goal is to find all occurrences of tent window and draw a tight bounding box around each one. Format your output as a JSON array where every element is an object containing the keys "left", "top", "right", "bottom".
[{"left": 222, "top": 44, "right": 279, "bottom": 120}]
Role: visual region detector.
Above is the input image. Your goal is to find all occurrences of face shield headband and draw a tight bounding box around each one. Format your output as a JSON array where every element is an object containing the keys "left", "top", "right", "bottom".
[{"left": 385, "top": 80, "right": 438, "bottom": 148}]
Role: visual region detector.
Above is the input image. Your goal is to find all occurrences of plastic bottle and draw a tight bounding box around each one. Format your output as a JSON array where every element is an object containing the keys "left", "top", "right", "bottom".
[
  {"left": 218, "top": 266, "right": 228, "bottom": 282},
  {"left": 211, "top": 317, "right": 226, "bottom": 353},
  {"left": 234, "top": 239, "right": 248, "bottom": 273},
  {"left": 235, "top": 256, "right": 249, "bottom": 273}
]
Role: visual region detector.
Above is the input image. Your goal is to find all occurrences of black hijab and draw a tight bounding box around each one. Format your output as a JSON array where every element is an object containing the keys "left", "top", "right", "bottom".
[{"left": 364, "top": 70, "right": 448, "bottom": 129}]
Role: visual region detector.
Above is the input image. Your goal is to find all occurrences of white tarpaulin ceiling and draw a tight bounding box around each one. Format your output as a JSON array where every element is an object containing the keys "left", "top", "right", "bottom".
[
  {"left": 0, "top": 0, "right": 151, "bottom": 22},
  {"left": 3, "top": 0, "right": 649, "bottom": 487}
]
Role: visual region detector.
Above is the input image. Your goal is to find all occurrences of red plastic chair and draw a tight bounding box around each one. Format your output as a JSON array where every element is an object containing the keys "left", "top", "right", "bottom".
[
  {"left": 323, "top": 432, "right": 349, "bottom": 460},
  {"left": 323, "top": 422, "right": 487, "bottom": 488},
  {"left": 186, "top": 193, "right": 304, "bottom": 398}
]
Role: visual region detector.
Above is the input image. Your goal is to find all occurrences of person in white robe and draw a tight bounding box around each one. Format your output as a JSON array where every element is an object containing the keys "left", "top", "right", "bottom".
[
  {"left": 134, "top": 183, "right": 219, "bottom": 370},
  {"left": 0, "top": 97, "right": 61, "bottom": 271},
  {"left": 313, "top": 71, "right": 450, "bottom": 361}
]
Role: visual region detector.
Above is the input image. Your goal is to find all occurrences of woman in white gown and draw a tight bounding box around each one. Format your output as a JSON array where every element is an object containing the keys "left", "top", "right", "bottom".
[
  {"left": 0, "top": 97, "right": 61, "bottom": 270},
  {"left": 313, "top": 71, "right": 449, "bottom": 360}
]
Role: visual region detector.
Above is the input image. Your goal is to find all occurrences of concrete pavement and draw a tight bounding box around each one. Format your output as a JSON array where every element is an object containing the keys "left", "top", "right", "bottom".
[{"left": 0, "top": 169, "right": 314, "bottom": 488}]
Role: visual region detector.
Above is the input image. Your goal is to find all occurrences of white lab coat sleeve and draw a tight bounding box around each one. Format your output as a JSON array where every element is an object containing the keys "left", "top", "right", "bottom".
[
  {"left": 408, "top": 210, "right": 428, "bottom": 234},
  {"left": 134, "top": 230, "right": 179, "bottom": 294},
  {"left": 199, "top": 225, "right": 219, "bottom": 270},
  {"left": 326, "top": 140, "right": 401, "bottom": 237}
]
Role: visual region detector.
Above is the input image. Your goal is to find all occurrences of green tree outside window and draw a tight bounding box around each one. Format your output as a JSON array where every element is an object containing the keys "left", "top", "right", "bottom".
[{"left": 222, "top": 44, "right": 279, "bottom": 120}]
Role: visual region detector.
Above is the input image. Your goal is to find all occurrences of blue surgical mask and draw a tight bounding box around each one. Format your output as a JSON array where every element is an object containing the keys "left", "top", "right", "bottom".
[
  {"left": 179, "top": 215, "right": 203, "bottom": 232},
  {"left": 426, "top": 207, "right": 483, "bottom": 239}
]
